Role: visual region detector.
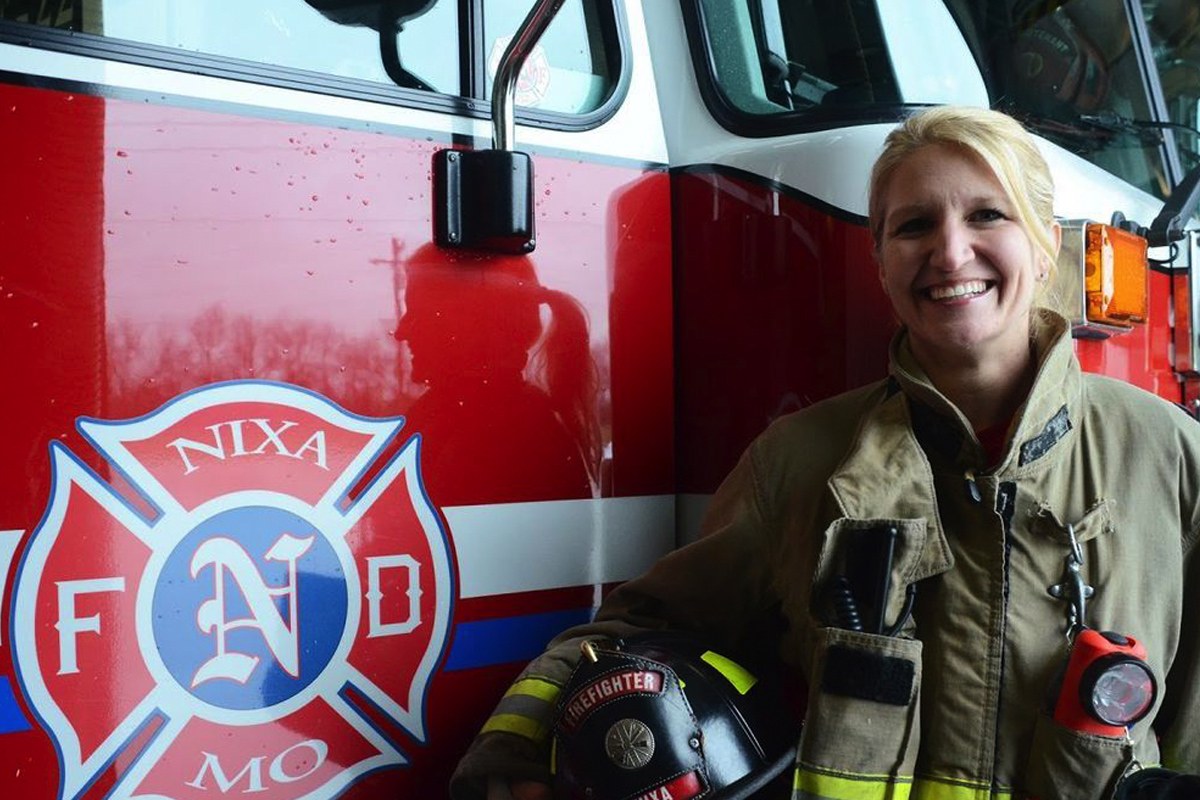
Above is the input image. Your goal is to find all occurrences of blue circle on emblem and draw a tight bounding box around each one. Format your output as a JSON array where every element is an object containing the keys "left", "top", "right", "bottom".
[{"left": 152, "top": 506, "right": 349, "bottom": 710}]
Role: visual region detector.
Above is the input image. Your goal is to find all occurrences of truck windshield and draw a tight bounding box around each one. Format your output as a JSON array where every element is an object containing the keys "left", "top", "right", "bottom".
[
  {"left": 1144, "top": 0, "right": 1200, "bottom": 171},
  {"left": 950, "top": 0, "right": 1171, "bottom": 199}
]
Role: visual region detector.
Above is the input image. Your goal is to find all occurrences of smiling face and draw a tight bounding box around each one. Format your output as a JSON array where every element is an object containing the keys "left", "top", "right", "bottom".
[{"left": 876, "top": 143, "right": 1056, "bottom": 372}]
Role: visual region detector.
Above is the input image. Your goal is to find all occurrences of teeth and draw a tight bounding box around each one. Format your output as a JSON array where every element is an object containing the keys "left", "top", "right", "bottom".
[{"left": 928, "top": 280, "right": 988, "bottom": 301}]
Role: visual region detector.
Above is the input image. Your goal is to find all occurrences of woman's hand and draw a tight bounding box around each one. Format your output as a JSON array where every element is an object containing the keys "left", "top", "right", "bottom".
[
  {"left": 486, "top": 777, "right": 552, "bottom": 800},
  {"left": 510, "top": 781, "right": 552, "bottom": 800}
]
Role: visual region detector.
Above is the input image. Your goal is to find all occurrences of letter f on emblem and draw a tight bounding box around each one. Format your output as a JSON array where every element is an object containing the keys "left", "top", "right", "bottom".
[
  {"left": 55, "top": 577, "right": 126, "bottom": 675},
  {"left": 190, "top": 533, "right": 314, "bottom": 687}
]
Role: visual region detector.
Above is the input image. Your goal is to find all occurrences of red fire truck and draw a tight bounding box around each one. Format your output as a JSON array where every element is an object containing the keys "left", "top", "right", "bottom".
[{"left": 2, "top": 0, "right": 1199, "bottom": 797}]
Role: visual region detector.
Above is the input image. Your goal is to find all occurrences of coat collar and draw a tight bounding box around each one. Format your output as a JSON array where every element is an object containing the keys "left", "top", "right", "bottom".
[
  {"left": 827, "top": 385, "right": 954, "bottom": 582},
  {"left": 826, "top": 310, "right": 1082, "bottom": 581},
  {"left": 887, "top": 309, "right": 1081, "bottom": 475}
]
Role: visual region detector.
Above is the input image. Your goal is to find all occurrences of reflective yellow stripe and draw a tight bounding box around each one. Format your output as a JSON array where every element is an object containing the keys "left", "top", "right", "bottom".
[
  {"left": 504, "top": 677, "right": 561, "bottom": 703},
  {"left": 701, "top": 650, "right": 758, "bottom": 695},
  {"left": 481, "top": 713, "right": 549, "bottom": 742},
  {"left": 793, "top": 769, "right": 1014, "bottom": 800},
  {"left": 912, "top": 780, "right": 1009, "bottom": 800},
  {"left": 794, "top": 767, "right": 913, "bottom": 800}
]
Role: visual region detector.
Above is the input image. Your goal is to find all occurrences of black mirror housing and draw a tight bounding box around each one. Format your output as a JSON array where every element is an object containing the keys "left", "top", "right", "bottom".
[{"left": 432, "top": 149, "right": 536, "bottom": 255}]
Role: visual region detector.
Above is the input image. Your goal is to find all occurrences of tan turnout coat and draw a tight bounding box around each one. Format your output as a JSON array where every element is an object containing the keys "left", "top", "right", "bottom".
[{"left": 452, "top": 311, "right": 1200, "bottom": 799}]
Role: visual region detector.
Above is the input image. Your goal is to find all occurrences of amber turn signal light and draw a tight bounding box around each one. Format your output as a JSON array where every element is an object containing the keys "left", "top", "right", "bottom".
[{"left": 1084, "top": 223, "right": 1148, "bottom": 328}]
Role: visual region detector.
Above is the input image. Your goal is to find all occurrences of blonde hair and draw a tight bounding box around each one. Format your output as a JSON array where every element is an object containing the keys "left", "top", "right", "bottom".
[{"left": 868, "top": 106, "right": 1059, "bottom": 281}]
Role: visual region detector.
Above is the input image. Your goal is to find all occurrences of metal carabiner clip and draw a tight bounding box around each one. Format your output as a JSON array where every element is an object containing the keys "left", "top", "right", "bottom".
[{"left": 1047, "top": 524, "right": 1095, "bottom": 639}]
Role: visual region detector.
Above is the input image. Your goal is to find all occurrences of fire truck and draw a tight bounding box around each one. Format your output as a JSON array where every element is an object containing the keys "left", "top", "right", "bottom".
[{"left": 1, "top": 0, "right": 1199, "bottom": 797}]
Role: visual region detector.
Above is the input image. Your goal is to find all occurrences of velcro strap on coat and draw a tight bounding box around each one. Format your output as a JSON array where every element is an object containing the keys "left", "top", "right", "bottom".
[{"left": 820, "top": 644, "right": 914, "bottom": 706}]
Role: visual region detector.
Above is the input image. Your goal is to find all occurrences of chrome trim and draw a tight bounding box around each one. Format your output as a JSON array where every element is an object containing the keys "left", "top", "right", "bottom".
[{"left": 491, "top": 0, "right": 567, "bottom": 151}]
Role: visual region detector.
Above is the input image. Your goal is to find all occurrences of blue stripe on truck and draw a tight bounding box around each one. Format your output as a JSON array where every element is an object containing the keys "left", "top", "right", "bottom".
[{"left": 444, "top": 608, "right": 594, "bottom": 671}]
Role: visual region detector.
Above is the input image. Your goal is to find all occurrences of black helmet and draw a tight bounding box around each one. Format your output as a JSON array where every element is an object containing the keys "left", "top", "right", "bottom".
[{"left": 551, "top": 632, "right": 800, "bottom": 800}]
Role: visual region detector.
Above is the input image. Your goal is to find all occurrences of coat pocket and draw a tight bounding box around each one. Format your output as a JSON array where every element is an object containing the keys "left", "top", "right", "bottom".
[
  {"left": 1023, "top": 712, "right": 1132, "bottom": 800},
  {"left": 1029, "top": 498, "right": 1114, "bottom": 547},
  {"left": 811, "top": 517, "right": 929, "bottom": 637},
  {"left": 795, "top": 626, "right": 921, "bottom": 796}
]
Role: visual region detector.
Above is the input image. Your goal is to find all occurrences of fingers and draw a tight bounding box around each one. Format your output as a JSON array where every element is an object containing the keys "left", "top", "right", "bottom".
[
  {"left": 486, "top": 777, "right": 551, "bottom": 800},
  {"left": 511, "top": 780, "right": 552, "bottom": 800},
  {"left": 486, "top": 777, "right": 514, "bottom": 800}
]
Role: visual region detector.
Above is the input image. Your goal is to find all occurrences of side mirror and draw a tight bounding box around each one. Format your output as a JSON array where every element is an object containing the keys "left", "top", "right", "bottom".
[
  {"left": 431, "top": 0, "right": 566, "bottom": 254},
  {"left": 1147, "top": 161, "right": 1200, "bottom": 247},
  {"left": 303, "top": 0, "right": 435, "bottom": 90},
  {"left": 432, "top": 149, "right": 535, "bottom": 254},
  {"left": 303, "top": 0, "right": 435, "bottom": 30}
]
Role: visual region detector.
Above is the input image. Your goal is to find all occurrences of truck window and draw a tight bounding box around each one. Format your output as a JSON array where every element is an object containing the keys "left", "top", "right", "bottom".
[
  {"left": 954, "top": 0, "right": 1168, "bottom": 199},
  {"left": 0, "top": 0, "right": 621, "bottom": 119},
  {"left": 684, "top": 0, "right": 901, "bottom": 119}
]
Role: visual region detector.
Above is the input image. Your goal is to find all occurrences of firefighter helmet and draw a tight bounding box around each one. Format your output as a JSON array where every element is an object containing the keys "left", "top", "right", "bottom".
[{"left": 551, "top": 632, "right": 800, "bottom": 800}]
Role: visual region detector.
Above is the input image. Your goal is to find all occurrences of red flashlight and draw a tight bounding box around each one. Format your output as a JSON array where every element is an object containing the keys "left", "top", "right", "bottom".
[{"left": 1052, "top": 630, "right": 1156, "bottom": 737}]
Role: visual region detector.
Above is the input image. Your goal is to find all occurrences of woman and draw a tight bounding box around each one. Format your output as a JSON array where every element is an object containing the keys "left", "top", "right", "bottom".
[{"left": 451, "top": 106, "right": 1200, "bottom": 799}]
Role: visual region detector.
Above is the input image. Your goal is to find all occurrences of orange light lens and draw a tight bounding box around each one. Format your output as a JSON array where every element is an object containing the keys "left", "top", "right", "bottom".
[{"left": 1084, "top": 223, "right": 1148, "bottom": 327}]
